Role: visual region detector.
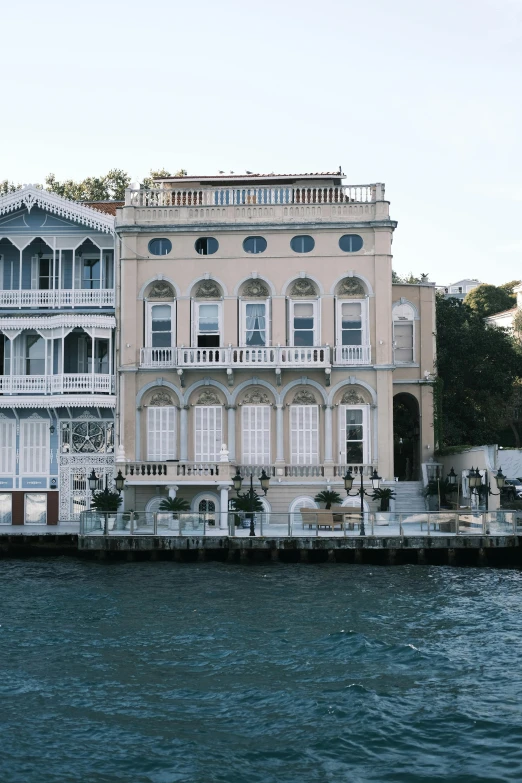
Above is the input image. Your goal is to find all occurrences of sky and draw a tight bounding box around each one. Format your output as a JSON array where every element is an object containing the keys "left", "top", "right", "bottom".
[{"left": 2, "top": 0, "right": 521, "bottom": 285}]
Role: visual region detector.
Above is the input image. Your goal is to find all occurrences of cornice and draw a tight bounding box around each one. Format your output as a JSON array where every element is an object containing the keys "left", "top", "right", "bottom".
[
  {"left": 115, "top": 220, "right": 397, "bottom": 234},
  {"left": 0, "top": 314, "right": 116, "bottom": 329},
  {"left": 0, "top": 186, "right": 114, "bottom": 234}
]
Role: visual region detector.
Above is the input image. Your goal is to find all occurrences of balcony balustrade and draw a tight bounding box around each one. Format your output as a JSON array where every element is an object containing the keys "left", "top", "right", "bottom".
[
  {"left": 0, "top": 289, "right": 115, "bottom": 308},
  {"left": 140, "top": 345, "right": 371, "bottom": 369},
  {"left": 122, "top": 461, "right": 232, "bottom": 481},
  {"left": 0, "top": 374, "right": 115, "bottom": 394},
  {"left": 127, "top": 184, "right": 382, "bottom": 208}
]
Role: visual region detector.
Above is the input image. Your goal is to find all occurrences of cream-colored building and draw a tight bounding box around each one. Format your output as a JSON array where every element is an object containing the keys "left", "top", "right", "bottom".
[{"left": 114, "top": 173, "right": 436, "bottom": 524}]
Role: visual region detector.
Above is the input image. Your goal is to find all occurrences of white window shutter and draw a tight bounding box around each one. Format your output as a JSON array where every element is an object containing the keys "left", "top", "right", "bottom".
[
  {"left": 74, "top": 256, "right": 82, "bottom": 289},
  {"left": 20, "top": 421, "right": 48, "bottom": 475},
  {"left": 0, "top": 255, "right": 4, "bottom": 290},
  {"left": 290, "top": 405, "right": 319, "bottom": 464},
  {"left": 0, "top": 421, "right": 15, "bottom": 473},
  {"left": 338, "top": 404, "right": 347, "bottom": 463},
  {"left": 242, "top": 406, "right": 270, "bottom": 464},
  {"left": 147, "top": 407, "right": 176, "bottom": 460},
  {"left": 195, "top": 406, "right": 222, "bottom": 461}
]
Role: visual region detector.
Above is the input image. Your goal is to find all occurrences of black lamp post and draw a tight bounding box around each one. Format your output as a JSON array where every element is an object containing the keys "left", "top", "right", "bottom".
[
  {"left": 114, "top": 469, "right": 126, "bottom": 495},
  {"left": 232, "top": 468, "right": 270, "bottom": 537},
  {"left": 468, "top": 466, "right": 505, "bottom": 511},
  {"left": 343, "top": 467, "right": 381, "bottom": 536}
]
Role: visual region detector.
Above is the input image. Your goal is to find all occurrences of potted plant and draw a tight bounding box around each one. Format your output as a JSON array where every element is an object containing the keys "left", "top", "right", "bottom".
[
  {"left": 158, "top": 497, "right": 190, "bottom": 513},
  {"left": 230, "top": 494, "right": 264, "bottom": 528},
  {"left": 90, "top": 489, "right": 122, "bottom": 529},
  {"left": 314, "top": 490, "right": 343, "bottom": 509},
  {"left": 372, "top": 487, "right": 396, "bottom": 512}
]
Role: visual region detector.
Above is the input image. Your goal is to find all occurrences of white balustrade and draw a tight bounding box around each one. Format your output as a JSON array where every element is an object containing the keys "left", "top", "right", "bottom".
[
  {"left": 0, "top": 289, "right": 114, "bottom": 308},
  {"left": 285, "top": 465, "right": 325, "bottom": 477},
  {"left": 140, "top": 347, "right": 176, "bottom": 367},
  {"left": 0, "top": 374, "right": 114, "bottom": 394},
  {"left": 141, "top": 344, "right": 375, "bottom": 368},
  {"left": 334, "top": 345, "right": 372, "bottom": 365},
  {"left": 127, "top": 184, "right": 378, "bottom": 208}
]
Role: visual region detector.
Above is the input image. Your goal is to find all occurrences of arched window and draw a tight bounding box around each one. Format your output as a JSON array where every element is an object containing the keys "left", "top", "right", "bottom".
[
  {"left": 241, "top": 398, "right": 271, "bottom": 464},
  {"left": 289, "top": 389, "right": 319, "bottom": 465},
  {"left": 193, "top": 389, "right": 223, "bottom": 462},
  {"left": 147, "top": 392, "right": 177, "bottom": 460},
  {"left": 191, "top": 280, "right": 223, "bottom": 348},
  {"left": 144, "top": 281, "right": 176, "bottom": 365},
  {"left": 338, "top": 399, "right": 370, "bottom": 466},
  {"left": 393, "top": 302, "right": 415, "bottom": 363},
  {"left": 239, "top": 279, "right": 271, "bottom": 347},
  {"left": 192, "top": 493, "right": 220, "bottom": 526},
  {"left": 289, "top": 496, "right": 318, "bottom": 525},
  {"left": 287, "top": 278, "right": 319, "bottom": 347},
  {"left": 335, "top": 277, "right": 370, "bottom": 364}
]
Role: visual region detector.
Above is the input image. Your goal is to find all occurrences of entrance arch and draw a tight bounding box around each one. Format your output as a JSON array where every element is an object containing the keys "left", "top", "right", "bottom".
[{"left": 393, "top": 393, "right": 420, "bottom": 480}]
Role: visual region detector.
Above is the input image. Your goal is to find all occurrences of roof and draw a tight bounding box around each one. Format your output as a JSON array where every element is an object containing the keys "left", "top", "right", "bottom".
[
  {"left": 0, "top": 186, "right": 115, "bottom": 233},
  {"left": 153, "top": 171, "right": 345, "bottom": 185},
  {"left": 485, "top": 307, "right": 517, "bottom": 321},
  {"left": 81, "top": 201, "right": 123, "bottom": 216}
]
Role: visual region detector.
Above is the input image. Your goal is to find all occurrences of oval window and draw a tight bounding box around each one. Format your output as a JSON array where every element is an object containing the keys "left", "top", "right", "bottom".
[
  {"left": 195, "top": 237, "right": 219, "bottom": 255},
  {"left": 148, "top": 238, "right": 172, "bottom": 256},
  {"left": 243, "top": 236, "right": 267, "bottom": 254},
  {"left": 339, "top": 234, "right": 363, "bottom": 252},
  {"left": 290, "top": 235, "right": 315, "bottom": 253}
]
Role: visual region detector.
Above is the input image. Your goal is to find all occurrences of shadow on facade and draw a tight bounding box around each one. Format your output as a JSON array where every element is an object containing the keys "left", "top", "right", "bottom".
[{"left": 393, "top": 393, "right": 420, "bottom": 480}]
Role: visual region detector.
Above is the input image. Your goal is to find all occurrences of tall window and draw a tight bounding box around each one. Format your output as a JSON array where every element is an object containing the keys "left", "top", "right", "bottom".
[
  {"left": 241, "top": 302, "right": 268, "bottom": 346},
  {"left": 338, "top": 301, "right": 363, "bottom": 345},
  {"left": 393, "top": 303, "right": 415, "bottom": 363},
  {"left": 339, "top": 406, "right": 369, "bottom": 464},
  {"left": 290, "top": 405, "right": 319, "bottom": 464},
  {"left": 242, "top": 406, "right": 271, "bottom": 464},
  {"left": 0, "top": 494, "right": 12, "bottom": 525},
  {"left": 194, "top": 302, "right": 221, "bottom": 348},
  {"left": 194, "top": 406, "right": 222, "bottom": 461},
  {"left": 31, "top": 256, "right": 52, "bottom": 290},
  {"left": 146, "top": 303, "right": 175, "bottom": 348},
  {"left": 290, "top": 301, "right": 318, "bottom": 346},
  {"left": 147, "top": 407, "right": 177, "bottom": 460},
  {"left": 0, "top": 420, "right": 15, "bottom": 474},
  {"left": 20, "top": 420, "right": 49, "bottom": 475},
  {"left": 25, "top": 335, "right": 45, "bottom": 375}
]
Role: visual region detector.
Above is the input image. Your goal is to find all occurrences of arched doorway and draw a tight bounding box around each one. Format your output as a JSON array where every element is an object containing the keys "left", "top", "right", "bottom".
[{"left": 393, "top": 393, "right": 420, "bottom": 480}]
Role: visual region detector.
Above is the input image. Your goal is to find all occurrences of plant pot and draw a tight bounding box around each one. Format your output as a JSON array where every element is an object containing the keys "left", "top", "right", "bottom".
[{"left": 114, "top": 516, "right": 129, "bottom": 531}]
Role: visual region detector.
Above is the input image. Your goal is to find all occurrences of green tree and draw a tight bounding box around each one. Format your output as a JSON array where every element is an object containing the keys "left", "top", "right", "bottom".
[
  {"left": 0, "top": 179, "right": 21, "bottom": 194},
  {"left": 141, "top": 168, "right": 187, "bottom": 188},
  {"left": 392, "top": 271, "right": 429, "bottom": 284},
  {"left": 464, "top": 283, "right": 515, "bottom": 318},
  {"left": 435, "top": 295, "right": 522, "bottom": 447},
  {"left": 90, "top": 489, "right": 122, "bottom": 512},
  {"left": 230, "top": 494, "right": 265, "bottom": 513},
  {"left": 499, "top": 280, "right": 521, "bottom": 294},
  {"left": 44, "top": 169, "right": 131, "bottom": 201}
]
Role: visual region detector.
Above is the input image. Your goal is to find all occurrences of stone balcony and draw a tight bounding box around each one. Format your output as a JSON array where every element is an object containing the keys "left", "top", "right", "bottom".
[
  {"left": 0, "top": 289, "right": 114, "bottom": 308},
  {"left": 139, "top": 345, "right": 371, "bottom": 370},
  {"left": 120, "top": 183, "right": 390, "bottom": 226}
]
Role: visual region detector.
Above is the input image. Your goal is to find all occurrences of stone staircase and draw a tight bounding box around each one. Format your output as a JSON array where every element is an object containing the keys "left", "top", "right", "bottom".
[{"left": 392, "top": 481, "right": 426, "bottom": 514}]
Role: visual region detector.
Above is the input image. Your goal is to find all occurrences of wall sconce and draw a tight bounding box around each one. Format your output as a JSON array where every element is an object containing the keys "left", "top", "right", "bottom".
[
  {"left": 50, "top": 478, "right": 57, "bottom": 490},
  {"left": 49, "top": 425, "right": 55, "bottom": 434}
]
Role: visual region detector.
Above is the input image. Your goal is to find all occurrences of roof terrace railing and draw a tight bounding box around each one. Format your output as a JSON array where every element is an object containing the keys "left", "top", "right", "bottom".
[{"left": 125, "top": 184, "right": 384, "bottom": 208}]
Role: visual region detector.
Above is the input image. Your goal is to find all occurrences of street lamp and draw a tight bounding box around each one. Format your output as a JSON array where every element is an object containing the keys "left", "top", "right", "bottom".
[
  {"left": 447, "top": 467, "right": 457, "bottom": 487},
  {"left": 114, "top": 469, "right": 125, "bottom": 494},
  {"left": 467, "top": 466, "right": 505, "bottom": 511},
  {"left": 343, "top": 467, "right": 381, "bottom": 536},
  {"left": 88, "top": 468, "right": 98, "bottom": 492},
  {"left": 232, "top": 468, "right": 270, "bottom": 537}
]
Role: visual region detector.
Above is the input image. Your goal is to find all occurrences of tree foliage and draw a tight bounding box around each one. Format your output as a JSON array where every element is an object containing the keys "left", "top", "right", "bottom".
[
  {"left": 158, "top": 496, "right": 190, "bottom": 512},
  {"left": 314, "top": 490, "right": 343, "bottom": 509},
  {"left": 44, "top": 169, "right": 131, "bottom": 201},
  {"left": 464, "top": 283, "right": 515, "bottom": 318},
  {"left": 435, "top": 295, "right": 522, "bottom": 447},
  {"left": 90, "top": 489, "right": 122, "bottom": 512},
  {"left": 230, "top": 494, "right": 265, "bottom": 513},
  {"left": 392, "top": 271, "right": 430, "bottom": 284},
  {"left": 141, "top": 168, "right": 187, "bottom": 188}
]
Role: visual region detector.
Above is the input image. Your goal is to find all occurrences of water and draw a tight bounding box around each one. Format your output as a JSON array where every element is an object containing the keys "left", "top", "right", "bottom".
[{"left": 2, "top": 562, "right": 522, "bottom": 783}]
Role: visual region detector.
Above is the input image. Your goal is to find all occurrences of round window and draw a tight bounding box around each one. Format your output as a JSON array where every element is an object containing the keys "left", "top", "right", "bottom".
[
  {"left": 339, "top": 234, "right": 363, "bottom": 252},
  {"left": 243, "top": 236, "right": 267, "bottom": 254},
  {"left": 195, "top": 237, "right": 219, "bottom": 255},
  {"left": 148, "top": 238, "right": 172, "bottom": 256},
  {"left": 290, "top": 235, "right": 315, "bottom": 253}
]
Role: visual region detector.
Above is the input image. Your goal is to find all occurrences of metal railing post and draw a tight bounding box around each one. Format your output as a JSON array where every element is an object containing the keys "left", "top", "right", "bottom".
[
  {"left": 482, "top": 513, "right": 487, "bottom": 536},
  {"left": 288, "top": 514, "right": 291, "bottom": 537},
  {"left": 130, "top": 511, "right": 134, "bottom": 535},
  {"left": 455, "top": 513, "right": 459, "bottom": 535},
  {"left": 370, "top": 513, "right": 374, "bottom": 536},
  {"left": 153, "top": 512, "right": 158, "bottom": 536},
  {"left": 399, "top": 514, "right": 403, "bottom": 537},
  {"left": 104, "top": 513, "right": 109, "bottom": 536},
  {"left": 427, "top": 514, "right": 430, "bottom": 536}
]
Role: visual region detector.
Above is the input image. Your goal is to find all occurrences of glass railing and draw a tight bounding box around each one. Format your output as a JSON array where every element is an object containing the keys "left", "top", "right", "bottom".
[{"left": 79, "top": 510, "right": 517, "bottom": 537}]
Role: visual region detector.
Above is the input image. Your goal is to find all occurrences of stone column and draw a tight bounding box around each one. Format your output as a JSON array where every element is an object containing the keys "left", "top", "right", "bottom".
[
  {"left": 180, "top": 405, "right": 189, "bottom": 461},
  {"left": 226, "top": 406, "right": 236, "bottom": 462},
  {"left": 218, "top": 484, "right": 229, "bottom": 530},
  {"left": 324, "top": 405, "right": 333, "bottom": 461},
  {"left": 275, "top": 404, "right": 284, "bottom": 464}
]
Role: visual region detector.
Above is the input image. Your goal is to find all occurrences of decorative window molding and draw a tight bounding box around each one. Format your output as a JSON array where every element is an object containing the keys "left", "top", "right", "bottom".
[
  {"left": 289, "top": 278, "right": 318, "bottom": 297},
  {"left": 149, "top": 391, "right": 174, "bottom": 407},
  {"left": 147, "top": 281, "right": 175, "bottom": 299},
  {"left": 337, "top": 277, "right": 366, "bottom": 297},
  {"left": 242, "top": 389, "right": 271, "bottom": 405},
  {"left": 242, "top": 279, "right": 270, "bottom": 298},
  {"left": 194, "top": 280, "right": 222, "bottom": 298},
  {"left": 196, "top": 389, "right": 221, "bottom": 405},
  {"left": 340, "top": 389, "right": 367, "bottom": 405},
  {"left": 292, "top": 389, "right": 317, "bottom": 405}
]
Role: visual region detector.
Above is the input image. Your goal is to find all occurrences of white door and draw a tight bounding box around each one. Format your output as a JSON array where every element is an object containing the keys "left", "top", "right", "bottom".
[
  {"left": 194, "top": 406, "right": 222, "bottom": 461},
  {"left": 147, "top": 407, "right": 177, "bottom": 460},
  {"left": 242, "top": 405, "right": 270, "bottom": 464},
  {"left": 290, "top": 405, "right": 319, "bottom": 464}
]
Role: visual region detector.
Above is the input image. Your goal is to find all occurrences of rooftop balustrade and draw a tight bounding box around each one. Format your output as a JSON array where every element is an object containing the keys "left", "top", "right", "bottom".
[{"left": 0, "top": 374, "right": 114, "bottom": 394}]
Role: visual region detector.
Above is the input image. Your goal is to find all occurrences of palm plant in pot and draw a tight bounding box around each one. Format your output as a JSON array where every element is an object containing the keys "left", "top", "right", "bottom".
[
  {"left": 314, "top": 489, "right": 343, "bottom": 509},
  {"left": 230, "top": 494, "right": 264, "bottom": 527},
  {"left": 90, "top": 488, "right": 122, "bottom": 529},
  {"left": 372, "top": 487, "right": 396, "bottom": 512},
  {"left": 158, "top": 497, "right": 191, "bottom": 513}
]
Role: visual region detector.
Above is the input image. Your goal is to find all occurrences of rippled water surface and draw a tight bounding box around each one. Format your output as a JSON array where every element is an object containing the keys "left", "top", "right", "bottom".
[{"left": 2, "top": 561, "right": 522, "bottom": 782}]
